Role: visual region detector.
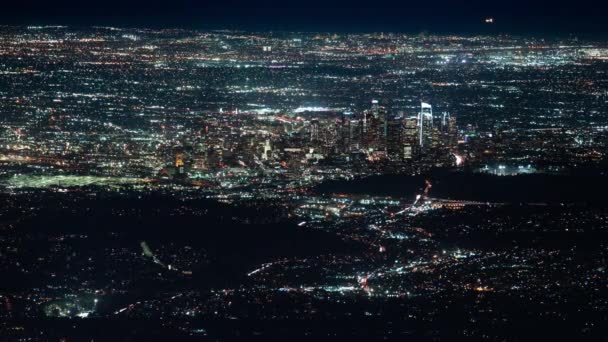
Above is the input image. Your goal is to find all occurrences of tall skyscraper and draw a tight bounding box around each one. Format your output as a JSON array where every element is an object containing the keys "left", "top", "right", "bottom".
[
  {"left": 402, "top": 116, "right": 418, "bottom": 159},
  {"left": 447, "top": 115, "right": 458, "bottom": 148},
  {"left": 339, "top": 112, "right": 354, "bottom": 153},
  {"left": 371, "top": 99, "right": 380, "bottom": 118},
  {"left": 261, "top": 140, "right": 272, "bottom": 161},
  {"left": 441, "top": 112, "right": 450, "bottom": 131},
  {"left": 418, "top": 102, "right": 433, "bottom": 148},
  {"left": 366, "top": 101, "right": 389, "bottom": 154},
  {"left": 310, "top": 119, "right": 320, "bottom": 143},
  {"left": 386, "top": 115, "right": 403, "bottom": 160}
]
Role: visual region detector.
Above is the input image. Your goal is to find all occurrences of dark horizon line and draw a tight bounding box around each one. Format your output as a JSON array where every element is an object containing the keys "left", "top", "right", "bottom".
[{"left": 1, "top": 22, "right": 606, "bottom": 40}]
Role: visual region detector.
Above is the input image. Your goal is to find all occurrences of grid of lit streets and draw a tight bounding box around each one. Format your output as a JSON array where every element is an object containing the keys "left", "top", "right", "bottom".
[{"left": 0, "top": 26, "right": 608, "bottom": 340}]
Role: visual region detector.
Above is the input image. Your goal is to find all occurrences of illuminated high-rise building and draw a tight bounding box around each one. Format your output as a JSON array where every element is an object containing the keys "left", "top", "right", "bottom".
[
  {"left": 361, "top": 99, "right": 389, "bottom": 153},
  {"left": 447, "top": 115, "right": 458, "bottom": 148},
  {"left": 338, "top": 112, "right": 353, "bottom": 153},
  {"left": 386, "top": 115, "right": 403, "bottom": 161},
  {"left": 418, "top": 102, "right": 433, "bottom": 148},
  {"left": 371, "top": 99, "right": 380, "bottom": 118},
  {"left": 349, "top": 118, "right": 362, "bottom": 151},
  {"left": 441, "top": 112, "right": 450, "bottom": 131},
  {"left": 310, "top": 119, "right": 320, "bottom": 142},
  {"left": 173, "top": 150, "right": 189, "bottom": 179},
  {"left": 261, "top": 140, "right": 272, "bottom": 161},
  {"left": 318, "top": 120, "right": 339, "bottom": 155},
  {"left": 402, "top": 116, "right": 418, "bottom": 159}
]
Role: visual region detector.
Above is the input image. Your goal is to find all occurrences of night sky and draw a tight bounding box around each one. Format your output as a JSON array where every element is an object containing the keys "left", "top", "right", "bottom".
[{"left": 4, "top": 0, "right": 608, "bottom": 36}]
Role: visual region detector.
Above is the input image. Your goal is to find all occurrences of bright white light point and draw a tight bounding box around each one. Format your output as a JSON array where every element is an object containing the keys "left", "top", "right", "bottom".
[{"left": 454, "top": 154, "right": 463, "bottom": 166}]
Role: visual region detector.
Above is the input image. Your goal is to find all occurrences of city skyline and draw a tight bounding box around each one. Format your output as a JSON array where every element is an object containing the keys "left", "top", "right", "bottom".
[{"left": 0, "top": 14, "right": 607, "bottom": 342}]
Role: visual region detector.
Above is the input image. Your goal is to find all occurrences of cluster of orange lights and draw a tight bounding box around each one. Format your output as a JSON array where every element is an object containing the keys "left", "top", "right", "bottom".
[
  {"left": 474, "top": 286, "right": 493, "bottom": 292},
  {"left": 175, "top": 154, "right": 184, "bottom": 167}
]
